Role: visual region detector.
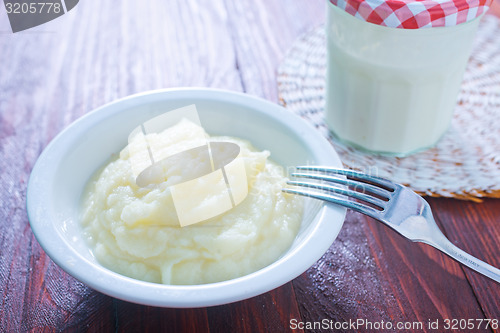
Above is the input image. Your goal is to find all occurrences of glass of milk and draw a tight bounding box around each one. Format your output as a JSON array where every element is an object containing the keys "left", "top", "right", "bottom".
[{"left": 325, "top": 0, "right": 491, "bottom": 155}]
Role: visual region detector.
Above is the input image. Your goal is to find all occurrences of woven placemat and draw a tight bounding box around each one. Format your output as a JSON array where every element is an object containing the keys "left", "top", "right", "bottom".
[{"left": 277, "top": 15, "right": 500, "bottom": 201}]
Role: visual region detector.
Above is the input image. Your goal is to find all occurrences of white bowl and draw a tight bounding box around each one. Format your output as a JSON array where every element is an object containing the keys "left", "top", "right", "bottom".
[{"left": 27, "top": 88, "right": 345, "bottom": 307}]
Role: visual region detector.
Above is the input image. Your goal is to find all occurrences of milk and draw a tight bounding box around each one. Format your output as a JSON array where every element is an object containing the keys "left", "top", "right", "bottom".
[{"left": 325, "top": 2, "right": 482, "bottom": 155}]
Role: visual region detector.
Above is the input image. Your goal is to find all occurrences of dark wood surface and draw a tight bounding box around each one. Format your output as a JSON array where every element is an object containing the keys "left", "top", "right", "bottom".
[{"left": 1, "top": 1, "right": 499, "bottom": 332}]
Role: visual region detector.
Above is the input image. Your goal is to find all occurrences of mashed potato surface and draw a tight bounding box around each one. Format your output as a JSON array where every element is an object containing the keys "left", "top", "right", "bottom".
[{"left": 81, "top": 121, "right": 303, "bottom": 285}]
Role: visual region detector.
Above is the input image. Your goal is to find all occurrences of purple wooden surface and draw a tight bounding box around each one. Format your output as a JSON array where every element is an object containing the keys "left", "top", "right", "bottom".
[{"left": 0, "top": 0, "right": 499, "bottom": 332}]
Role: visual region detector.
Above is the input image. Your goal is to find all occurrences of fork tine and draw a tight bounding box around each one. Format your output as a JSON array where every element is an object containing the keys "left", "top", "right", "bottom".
[
  {"left": 282, "top": 187, "right": 382, "bottom": 220},
  {"left": 287, "top": 180, "right": 387, "bottom": 209},
  {"left": 296, "top": 166, "right": 396, "bottom": 191},
  {"left": 291, "top": 172, "right": 392, "bottom": 200}
]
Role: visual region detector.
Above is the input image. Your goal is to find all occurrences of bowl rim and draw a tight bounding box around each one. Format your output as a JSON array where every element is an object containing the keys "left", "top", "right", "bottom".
[{"left": 27, "top": 87, "right": 346, "bottom": 307}]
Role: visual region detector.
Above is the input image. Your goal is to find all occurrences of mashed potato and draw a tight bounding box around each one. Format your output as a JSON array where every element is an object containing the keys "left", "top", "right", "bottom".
[{"left": 81, "top": 120, "right": 303, "bottom": 285}]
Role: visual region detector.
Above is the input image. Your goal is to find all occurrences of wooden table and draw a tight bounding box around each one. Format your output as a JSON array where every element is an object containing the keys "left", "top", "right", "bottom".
[{"left": 1, "top": 1, "right": 499, "bottom": 332}]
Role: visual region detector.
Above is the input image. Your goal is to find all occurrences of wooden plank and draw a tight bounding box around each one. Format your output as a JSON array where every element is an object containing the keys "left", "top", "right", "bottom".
[
  {"left": 429, "top": 197, "right": 500, "bottom": 328},
  {"left": 112, "top": 300, "right": 210, "bottom": 333},
  {"left": 222, "top": 0, "right": 325, "bottom": 101},
  {"left": 207, "top": 283, "right": 304, "bottom": 333},
  {"left": 293, "top": 210, "right": 490, "bottom": 332}
]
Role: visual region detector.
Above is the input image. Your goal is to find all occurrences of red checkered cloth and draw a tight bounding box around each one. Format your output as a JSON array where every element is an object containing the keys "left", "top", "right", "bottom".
[{"left": 329, "top": 0, "right": 492, "bottom": 28}]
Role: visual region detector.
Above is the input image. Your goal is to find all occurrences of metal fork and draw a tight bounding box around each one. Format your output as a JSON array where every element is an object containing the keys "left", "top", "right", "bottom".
[{"left": 283, "top": 166, "right": 500, "bottom": 283}]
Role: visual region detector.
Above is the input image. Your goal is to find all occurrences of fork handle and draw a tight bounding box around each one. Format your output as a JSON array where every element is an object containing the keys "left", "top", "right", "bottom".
[{"left": 425, "top": 233, "right": 500, "bottom": 283}]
